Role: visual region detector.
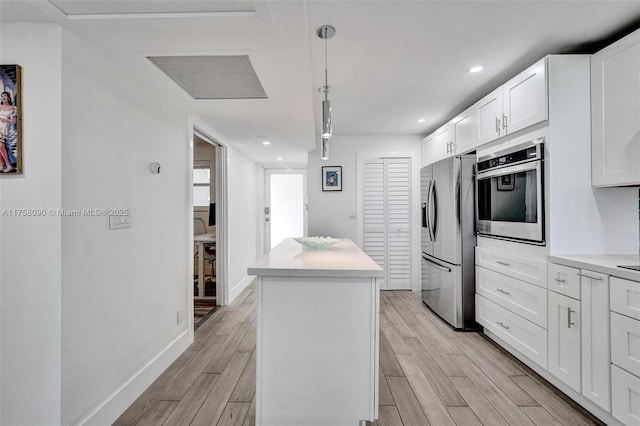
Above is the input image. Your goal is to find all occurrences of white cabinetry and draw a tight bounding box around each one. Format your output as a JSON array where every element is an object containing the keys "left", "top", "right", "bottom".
[
  {"left": 475, "top": 247, "right": 548, "bottom": 369},
  {"left": 421, "top": 134, "right": 433, "bottom": 168},
  {"left": 547, "top": 264, "right": 583, "bottom": 393},
  {"left": 503, "top": 59, "right": 548, "bottom": 136},
  {"left": 474, "top": 87, "right": 503, "bottom": 146},
  {"left": 422, "top": 108, "right": 475, "bottom": 167},
  {"left": 451, "top": 106, "right": 475, "bottom": 154},
  {"left": 610, "top": 276, "right": 640, "bottom": 426},
  {"left": 421, "top": 123, "right": 451, "bottom": 167},
  {"left": 611, "top": 365, "right": 640, "bottom": 426},
  {"left": 547, "top": 285, "right": 581, "bottom": 393},
  {"left": 591, "top": 28, "right": 640, "bottom": 187},
  {"left": 474, "top": 58, "right": 547, "bottom": 147},
  {"left": 580, "top": 269, "right": 610, "bottom": 412}
]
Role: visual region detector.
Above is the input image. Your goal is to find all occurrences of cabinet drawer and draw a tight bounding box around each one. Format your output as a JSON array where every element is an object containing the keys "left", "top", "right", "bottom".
[
  {"left": 611, "top": 312, "right": 640, "bottom": 377},
  {"left": 611, "top": 365, "right": 640, "bottom": 426},
  {"left": 476, "top": 294, "right": 547, "bottom": 368},
  {"left": 611, "top": 276, "right": 640, "bottom": 320},
  {"left": 548, "top": 263, "right": 580, "bottom": 300},
  {"left": 476, "top": 266, "right": 547, "bottom": 328},
  {"left": 476, "top": 247, "right": 548, "bottom": 288}
]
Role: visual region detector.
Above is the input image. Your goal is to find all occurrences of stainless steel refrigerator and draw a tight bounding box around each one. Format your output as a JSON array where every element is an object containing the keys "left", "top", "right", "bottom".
[{"left": 421, "top": 154, "right": 477, "bottom": 330}]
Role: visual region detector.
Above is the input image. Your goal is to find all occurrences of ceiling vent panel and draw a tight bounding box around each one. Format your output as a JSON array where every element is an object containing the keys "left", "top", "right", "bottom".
[{"left": 148, "top": 55, "right": 267, "bottom": 99}]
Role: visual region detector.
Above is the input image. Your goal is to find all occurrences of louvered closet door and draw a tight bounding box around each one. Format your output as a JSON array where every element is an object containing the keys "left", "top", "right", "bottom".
[
  {"left": 363, "top": 159, "right": 387, "bottom": 289},
  {"left": 362, "top": 158, "right": 411, "bottom": 290},
  {"left": 386, "top": 159, "right": 411, "bottom": 289}
]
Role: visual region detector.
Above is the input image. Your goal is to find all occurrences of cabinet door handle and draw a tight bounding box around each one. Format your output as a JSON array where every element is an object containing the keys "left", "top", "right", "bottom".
[
  {"left": 567, "top": 308, "right": 575, "bottom": 328},
  {"left": 495, "top": 117, "right": 501, "bottom": 133},
  {"left": 502, "top": 114, "right": 508, "bottom": 131},
  {"left": 555, "top": 278, "right": 566, "bottom": 283},
  {"left": 577, "top": 273, "right": 602, "bottom": 281},
  {"left": 496, "top": 261, "right": 511, "bottom": 266},
  {"left": 496, "top": 321, "right": 510, "bottom": 330},
  {"left": 496, "top": 288, "right": 511, "bottom": 296}
]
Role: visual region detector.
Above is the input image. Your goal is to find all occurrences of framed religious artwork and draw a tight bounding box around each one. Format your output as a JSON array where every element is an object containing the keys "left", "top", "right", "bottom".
[{"left": 0, "top": 64, "right": 22, "bottom": 175}]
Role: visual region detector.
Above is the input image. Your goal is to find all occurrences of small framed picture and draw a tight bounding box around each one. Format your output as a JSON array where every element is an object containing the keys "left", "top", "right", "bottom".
[
  {"left": 322, "top": 166, "right": 342, "bottom": 191},
  {"left": 497, "top": 174, "right": 515, "bottom": 191},
  {"left": 0, "top": 65, "right": 22, "bottom": 175}
]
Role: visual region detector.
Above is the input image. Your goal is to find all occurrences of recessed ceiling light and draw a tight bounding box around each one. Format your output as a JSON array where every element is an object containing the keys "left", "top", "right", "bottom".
[
  {"left": 276, "top": 156, "right": 283, "bottom": 160},
  {"left": 469, "top": 65, "right": 484, "bottom": 73},
  {"left": 417, "top": 118, "right": 426, "bottom": 123},
  {"left": 262, "top": 141, "right": 271, "bottom": 145}
]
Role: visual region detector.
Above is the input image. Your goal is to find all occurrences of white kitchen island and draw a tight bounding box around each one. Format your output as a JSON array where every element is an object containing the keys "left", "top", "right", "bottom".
[{"left": 248, "top": 238, "right": 384, "bottom": 426}]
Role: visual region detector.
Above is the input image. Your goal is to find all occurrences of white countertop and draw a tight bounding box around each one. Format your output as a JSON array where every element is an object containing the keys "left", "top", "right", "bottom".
[
  {"left": 548, "top": 254, "right": 640, "bottom": 282},
  {"left": 248, "top": 238, "right": 384, "bottom": 278}
]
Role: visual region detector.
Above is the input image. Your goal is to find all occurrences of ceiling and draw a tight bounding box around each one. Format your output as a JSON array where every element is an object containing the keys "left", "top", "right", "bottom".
[{"left": 2, "top": 1, "right": 640, "bottom": 164}]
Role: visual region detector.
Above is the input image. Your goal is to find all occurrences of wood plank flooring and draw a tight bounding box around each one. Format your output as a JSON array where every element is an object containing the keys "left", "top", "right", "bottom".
[{"left": 115, "top": 285, "right": 604, "bottom": 426}]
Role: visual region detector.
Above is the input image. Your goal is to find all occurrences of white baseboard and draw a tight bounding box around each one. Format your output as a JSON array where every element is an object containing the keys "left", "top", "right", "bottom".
[
  {"left": 229, "top": 275, "right": 255, "bottom": 304},
  {"left": 80, "top": 329, "right": 191, "bottom": 426},
  {"left": 483, "top": 329, "right": 624, "bottom": 426}
]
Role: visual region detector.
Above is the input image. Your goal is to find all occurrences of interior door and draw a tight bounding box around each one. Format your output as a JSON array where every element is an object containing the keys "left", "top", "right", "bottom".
[
  {"left": 264, "top": 169, "right": 307, "bottom": 251},
  {"left": 362, "top": 157, "right": 411, "bottom": 290}
]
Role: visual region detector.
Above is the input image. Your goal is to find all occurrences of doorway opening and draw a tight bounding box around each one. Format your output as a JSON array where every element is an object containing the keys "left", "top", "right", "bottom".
[
  {"left": 192, "top": 129, "right": 228, "bottom": 329},
  {"left": 263, "top": 168, "right": 307, "bottom": 252}
]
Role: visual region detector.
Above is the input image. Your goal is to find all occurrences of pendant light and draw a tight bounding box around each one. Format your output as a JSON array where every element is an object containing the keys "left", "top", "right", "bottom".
[
  {"left": 317, "top": 25, "right": 335, "bottom": 139},
  {"left": 321, "top": 138, "right": 329, "bottom": 160}
]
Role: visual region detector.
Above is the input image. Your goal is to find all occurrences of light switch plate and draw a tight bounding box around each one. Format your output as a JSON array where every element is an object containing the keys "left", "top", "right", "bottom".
[
  {"left": 109, "top": 210, "right": 132, "bottom": 230},
  {"left": 349, "top": 210, "right": 357, "bottom": 219}
]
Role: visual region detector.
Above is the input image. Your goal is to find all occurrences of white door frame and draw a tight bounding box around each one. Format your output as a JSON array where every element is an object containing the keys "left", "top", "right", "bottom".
[
  {"left": 192, "top": 128, "right": 229, "bottom": 307},
  {"left": 263, "top": 167, "right": 307, "bottom": 253}
]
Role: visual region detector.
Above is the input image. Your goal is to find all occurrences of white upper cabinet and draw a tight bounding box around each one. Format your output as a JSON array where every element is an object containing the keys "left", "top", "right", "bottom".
[
  {"left": 591, "top": 29, "right": 640, "bottom": 187},
  {"left": 503, "top": 59, "right": 548, "bottom": 135},
  {"left": 422, "top": 122, "right": 451, "bottom": 167},
  {"left": 474, "top": 58, "right": 548, "bottom": 147},
  {"left": 452, "top": 106, "right": 475, "bottom": 154},
  {"left": 421, "top": 133, "right": 433, "bottom": 168},
  {"left": 474, "top": 87, "right": 503, "bottom": 146}
]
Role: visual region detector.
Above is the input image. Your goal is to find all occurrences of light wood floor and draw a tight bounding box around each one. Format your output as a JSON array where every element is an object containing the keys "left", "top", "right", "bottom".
[{"left": 115, "top": 284, "right": 604, "bottom": 426}]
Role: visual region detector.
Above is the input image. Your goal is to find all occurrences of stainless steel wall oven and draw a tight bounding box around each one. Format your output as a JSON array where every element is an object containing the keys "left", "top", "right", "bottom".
[{"left": 476, "top": 137, "right": 545, "bottom": 243}]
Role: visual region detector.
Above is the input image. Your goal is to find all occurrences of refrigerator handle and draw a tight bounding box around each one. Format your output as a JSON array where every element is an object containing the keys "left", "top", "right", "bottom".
[
  {"left": 431, "top": 180, "right": 438, "bottom": 242},
  {"left": 421, "top": 202, "right": 427, "bottom": 228},
  {"left": 426, "top": 181, "right": 435, "bottom": 242},
  {"left": 421, "top": 254, "right": 452, "bottom": 272}
]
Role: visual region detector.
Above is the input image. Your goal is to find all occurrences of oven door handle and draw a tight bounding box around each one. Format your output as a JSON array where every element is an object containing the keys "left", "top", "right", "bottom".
[{"left": 476, "top": 159, "right": 540, "bottom": 180}]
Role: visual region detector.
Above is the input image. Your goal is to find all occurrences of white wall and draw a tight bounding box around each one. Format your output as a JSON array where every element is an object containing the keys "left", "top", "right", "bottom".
[
  {"left": 227, "top": 146, "right": 259, "bottom": 301},
  {"left": 59, "top": 29, "right": 191, "bottom": 425},
  {"left": 307, "top": 134, "right": 422, "bottom": 291},
  {"left": 0, "top": 23, "right": 63, "bottom": 425}
]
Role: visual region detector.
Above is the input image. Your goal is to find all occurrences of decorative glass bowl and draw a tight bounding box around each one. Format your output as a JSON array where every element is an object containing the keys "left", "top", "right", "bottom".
[{"left": 294, "top": 236, "right": 342, "bottom": 250}]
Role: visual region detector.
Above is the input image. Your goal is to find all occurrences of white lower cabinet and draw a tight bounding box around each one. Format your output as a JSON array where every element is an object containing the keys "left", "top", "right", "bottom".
[
  {"left": 611, "top": 278, "right": 640, "bottom": 426},
  {"left": 580, "top": 269, "right": 611, "bottom": 412},
  {"left": 476, "top": 293, "right": 548, "bottom": 368},
  {"left": 611, "top": 312, "right": 640, "bottom": 377},
  {"left": 612, "top": 365, "right": 640, "bottom": 426},
  {"left": 476, "top": 266, "right": 547, "bottom": 328},
  {"left": 547, "top": 291, "right": 581, "bottom": 392}
]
